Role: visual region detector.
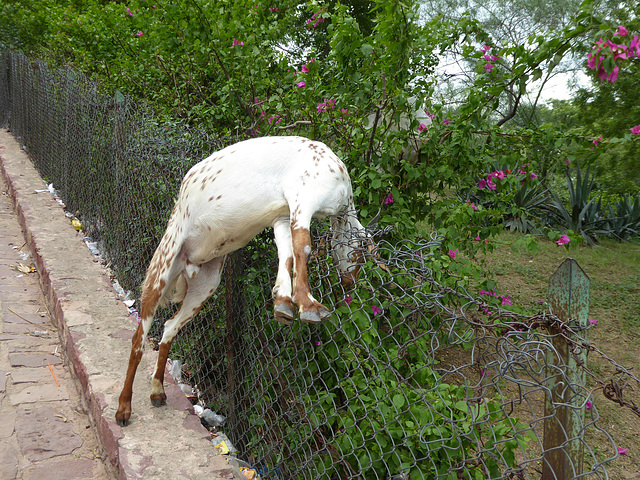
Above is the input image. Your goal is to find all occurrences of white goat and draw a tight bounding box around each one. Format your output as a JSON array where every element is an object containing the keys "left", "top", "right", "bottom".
[{"left": 115, "top": 135, "right": 371, "bottom": 426}]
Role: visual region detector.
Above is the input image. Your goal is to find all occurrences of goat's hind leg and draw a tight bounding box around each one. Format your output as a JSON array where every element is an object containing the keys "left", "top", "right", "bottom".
[
  {"left": 150, "top": 256, "right": 226, "bottom": 406},
  {"left": 115, "top": 277, "right": 166, "bottom": 426}
]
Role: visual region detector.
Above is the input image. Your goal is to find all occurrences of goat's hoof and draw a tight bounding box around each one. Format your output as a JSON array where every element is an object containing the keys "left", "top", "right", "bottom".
[
  {"left": 274, "top": 303, "right": 294, "bottom": 325},
  {"left": 150, "top": 393, "right": 167, "bottom": 407},
  {"left": 300, "top": 310, "right": 324, "bottom": 324},
  {"left": 115, "top": 409, "right": 131, "bottom": 427}
]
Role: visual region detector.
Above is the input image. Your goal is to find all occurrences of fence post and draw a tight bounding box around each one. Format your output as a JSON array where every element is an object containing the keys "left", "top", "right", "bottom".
[
  {"left": 543, "top": 258, "right": 590, "bottom": 479},
  {"left": 225, "top": 250, "right": 247, "bottom": 451}
]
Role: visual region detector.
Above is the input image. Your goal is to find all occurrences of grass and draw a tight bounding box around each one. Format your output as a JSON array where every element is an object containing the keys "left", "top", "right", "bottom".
[{"left": 475, "top": 232, "right": 640, "bottom": 477}]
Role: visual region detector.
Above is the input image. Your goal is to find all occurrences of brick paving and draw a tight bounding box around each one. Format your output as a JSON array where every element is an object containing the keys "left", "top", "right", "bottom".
[{"left": 0, "top": 173, "right": 113, "bottom": 479}]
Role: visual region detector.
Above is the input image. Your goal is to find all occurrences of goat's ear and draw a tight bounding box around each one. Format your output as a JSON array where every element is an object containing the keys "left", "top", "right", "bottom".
[{"left": 365, "top": 238, "right": 390, "bottom": 273}]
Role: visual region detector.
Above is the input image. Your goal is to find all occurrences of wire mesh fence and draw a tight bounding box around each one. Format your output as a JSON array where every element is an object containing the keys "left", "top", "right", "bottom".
[{"left": 1, "top": 48, "right": 639, "bottom": 480}]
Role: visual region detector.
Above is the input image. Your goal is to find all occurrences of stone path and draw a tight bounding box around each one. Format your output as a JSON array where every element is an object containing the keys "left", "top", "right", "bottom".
[{"left": 0, "top": 173, "right": 113, "bottom": 479}]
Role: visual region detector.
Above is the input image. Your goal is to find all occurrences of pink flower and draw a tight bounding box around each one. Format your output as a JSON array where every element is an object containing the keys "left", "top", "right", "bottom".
[
  {"left": 618, "top": 447, "right": 628, "bottom": 455},
  {"left": 586, "top": 400, "right": 592, "bottom": 409},
  {"left": 296, "top": 81, "right": 306, "bottom": 88},
  {"left": 474, "top": 235, "right": 480, "bottom": 242},
  {"left": 592, "top": 136, "right": 603, "bottom": 147},
  {"left": 344, "top": 294, "right": 352, "bottom": 305},
  {"left": 566, "top": 157, "right": 571, "bottom": 166},
  {"left": 425, "top": 110, "right": 435, "bottom": 119},
  {"left": 443, "top": 117, "right": 451, "bottom": 125},
  {"left": 615, "top": 25, "right": 628, "bottom": 37},
  {"left": 608, "top": 65, "right": 620, "bottom": 82},
  {"left": 315, "top": 340, "right": 323, "bottom": 346},
  {"left": 341, "top": 108, "right": 349, "bottom": 116},
  {"left": 630, "top": 125, "right": 640, "bottom": 135},
  {"left": 269, "top": 7, "right": 278, "bottom": 12},
  {"left": 530, "top": 173, "right": 538, "bottom": 180},
  {"left": 477, "top": 179, "right": 487, "bottom": 190},
  {"left": 482, "top": 45, "right": 491, "bottom": 52},
  {"left": 136, "top": 31, "right": 143, "bottom": 37},
  {"left": 371, "top": 305, "right": 382, "bottom": 316},
  {"left": 466, "top": 201, "right": 477, "bottom": 210},
  {"left": 556, "top": 235, "right": 570, "bottom": 246},
  {"left": 493, "top": 170, "right": 505, "bottom": 180},
  {"left": 480, "top": 369, "right": 490, "bottom": 376},
  {"left": 418, "top": 123, "right": 428, "bottom": 132},
  {"left": 484, "top": 63, "right": 494, "bottom": 73},
  {"left": 384, "top": 192, "right": 394, "bottom": 205},
  {"left": 480, "top": 289, "right": 496, "bottom": 297},
  {"left": 301, "top": 64, "right": 309, "bottom": 73},
  {"left": 501, "top": 295, "right": 512, "bottom": 305},
  {"left": 232, "top": 39, "right": 244, "bottom": 46},
  {"left": 589, "top": 318, "right": 598, "bottom": 325},
  {"left": 448, "top": 248, "right": 458, "bottom": 259}
]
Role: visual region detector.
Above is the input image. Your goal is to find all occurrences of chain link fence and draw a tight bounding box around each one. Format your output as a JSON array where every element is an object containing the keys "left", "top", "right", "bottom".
[{"left": 1, "top": 49, "right": 639, "bottom": 480}]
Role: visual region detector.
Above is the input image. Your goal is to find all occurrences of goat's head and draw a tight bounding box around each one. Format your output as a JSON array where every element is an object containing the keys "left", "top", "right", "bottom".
[{"left": 329, "top": 211, "right": 388, "bottom": 288}]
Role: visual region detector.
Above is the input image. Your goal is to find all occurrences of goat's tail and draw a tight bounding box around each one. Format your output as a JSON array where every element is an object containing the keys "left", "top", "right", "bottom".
[{"left": 140, "top": 214, "right": 188, "bottom": 315}]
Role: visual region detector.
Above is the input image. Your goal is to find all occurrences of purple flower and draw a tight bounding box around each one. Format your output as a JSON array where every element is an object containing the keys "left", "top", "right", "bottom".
[
  {"left": 315, "top": 340, "right": 323, "bottom": 346},
  {"left": 296, "top": 81, "right": 306, "bottom": 88},
  {"left": 443, "top": 117, "right": 451, "bottom": 125},
  {"left": 501, "top": 295, "right": 512, "bottom": 305},
  {"left": 371, "top": 305, "right": 382, "bottom": 316},
  {"left": 586, "top": 400, "right": 592, "bottom": 409},
  {"left": 384, "top": 192, "right": 394, "bottom": 205},
  {"left": 448, "top": 248, "right": 458, "bottom": 259},
  {"left": 344, "top": 294, "right": 352, "bottom": 305}
]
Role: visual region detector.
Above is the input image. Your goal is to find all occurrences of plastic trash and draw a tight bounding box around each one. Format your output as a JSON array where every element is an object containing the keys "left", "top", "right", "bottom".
[
  {"left": 201, "top": 408, "right": 226, "bottom": 427},
  {"left": 212, "top": 432, "right": 237, "bottom": 455},
  {"left": 170, "top": 359, "right": 183, "bottom": 383},
  {"left": 228, "top": 457, "right": 261, "bottom": 480}
]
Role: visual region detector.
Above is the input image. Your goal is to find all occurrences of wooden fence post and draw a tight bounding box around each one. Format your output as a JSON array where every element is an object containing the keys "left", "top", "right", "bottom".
[{"left": 543, "top": 258, "right": 590, "bottom": 479}]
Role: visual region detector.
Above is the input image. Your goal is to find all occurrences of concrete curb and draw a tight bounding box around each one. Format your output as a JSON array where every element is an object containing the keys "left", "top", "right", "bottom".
[{"left": 0, "top": 129, "right": 233, "bottom": 480}]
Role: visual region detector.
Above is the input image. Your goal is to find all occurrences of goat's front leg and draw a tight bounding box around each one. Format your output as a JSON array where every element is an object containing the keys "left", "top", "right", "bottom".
[
  {"left": 272, "top": 218, "right": 295, "bottom": 324},
  {"left": 291, "top": 225, "right": 331, "bottom": 323}
]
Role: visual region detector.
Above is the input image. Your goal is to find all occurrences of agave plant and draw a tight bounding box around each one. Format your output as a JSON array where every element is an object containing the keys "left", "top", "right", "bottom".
[
  {"left": 603, "top": 194, "right": 640, "bottom": 240},
  {"left": 549, "top": 164, "right": 610, "bottom": 244}
]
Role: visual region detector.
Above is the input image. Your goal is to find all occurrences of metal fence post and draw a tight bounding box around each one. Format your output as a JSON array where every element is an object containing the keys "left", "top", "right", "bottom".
[{"left": 543, "top": 258, "right": 590, "bottom": 479}]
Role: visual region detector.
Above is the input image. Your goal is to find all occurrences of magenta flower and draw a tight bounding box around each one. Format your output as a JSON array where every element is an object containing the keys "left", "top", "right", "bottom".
[
  {"left": 443, "top": 117, "right": 451, "bottom": 125},
  {"left": 341, "top": 108, "right": 349, "bottom": 116},
  {"left": 301, "top": 64, "right": 309, "bottom": 73},
  {"left": 566, "top": 157, "right": 571, "bottom": 166},
  {"left": 615, "top": 25, "right": 628, "bottom": 37},
  {"left": 448, "top": 248, "right": 458, "bottom": 259},
  {"left": 344, "top": 294, "right": 352, "bottom": 305},
  {"left": 371, "top": 305, "right": 382, "bottom": 316},
  {"left": 484, "top": 63, "right": 494, "bottom": 73},
  {"left": 482, "top": 45, "right": 491, "bottom": 52},
  {"left": 425, "top": 110, "right": 435, "bottom": 119},
  {"left": 589, "top": 318, "right": 598, "bottom": 325},
  {"left": 296, "top": 81, "right": 306, "bottom": 88},
  {"left": 315, "top": 340, "right": 323, "bottom": 346},
  {"left": 618, "top": 447, "right": 628, "bottom": 455},
  {"left": 480, "top": 289, "right": 496, "bottom": 297},
  {"left": 586, "top": 400, "right": 592, "bottom": 409},
  {"left": 269, "top": 7, "right": 278, "bottom": 12},
  {"left": 232, "top": 39, "right": 244, "bottom": 46},
  {"left": 477, "top": 179, "right": 487, "bottom": 190},
  {"left": 556, "top": 235, "right": 570, "bottom": 246},
  {"left": 630, "top": 125, "right": 640, "bottom": 135},
  {"left": 136, "top": 31, "right": 143, "bottom": 37},
  {"left": 384, "top": 192, "right": 394, "bottom": 205},
  {"left": 530, "top": 173, "right": 538, "bottom": 180},
  {"left": 418, "top": 123, "right": 428, "bottom": 133},
  {"left": 501, "top": 295, "right": 512, "bottom": 306}
]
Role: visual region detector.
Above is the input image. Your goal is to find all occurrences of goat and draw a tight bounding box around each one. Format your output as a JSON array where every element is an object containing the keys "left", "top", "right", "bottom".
[{"left": 115, "top": 135, "right": 372, "bottom": 426}]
